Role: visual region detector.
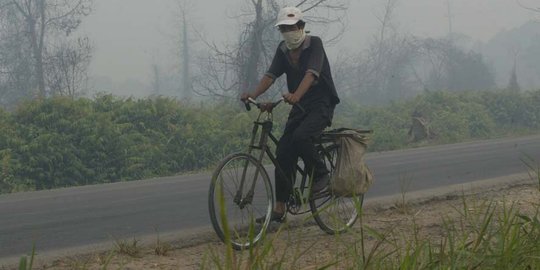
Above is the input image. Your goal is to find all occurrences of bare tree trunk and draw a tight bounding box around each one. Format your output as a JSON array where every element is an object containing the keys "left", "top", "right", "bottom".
[
  {"left": 240, "top": 0, "right": 263, "bottom": 96},
  {"left": 152, "top": 64, "right": 161, "bottom": 95},
  {"left": 175, "top": 0, "right": 193, "bottom": 99},
  {"left": 181, "top": 13, "right": 191, "bottom": 99},
  {"left": 32, "top": 34, "right": 46, "bottom": 98},
  {"left": 372, "top": 0, "right": 397, "bottom": 102},
  {"left": 21, "top": 0, "right": 46, "bottom": 98},
  {"left": 507, "top": 52, "right": 520, "bottom": 92},
  {"left": 446, "top": 0, "right": 453, "bottom": 40}
]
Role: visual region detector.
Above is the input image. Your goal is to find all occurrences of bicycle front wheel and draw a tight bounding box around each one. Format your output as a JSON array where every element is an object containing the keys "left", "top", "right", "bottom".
[
  {"left": 310, "top": 144, "right": 361, "bottom": 234},
  {"left": 208, "top": 153, "right": 273, "bottom": 250}
]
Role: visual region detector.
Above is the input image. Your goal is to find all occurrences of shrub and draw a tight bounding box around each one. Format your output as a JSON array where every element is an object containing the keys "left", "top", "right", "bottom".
[{"left": 1, "top": 90, "right": 539, "bottom": 194}]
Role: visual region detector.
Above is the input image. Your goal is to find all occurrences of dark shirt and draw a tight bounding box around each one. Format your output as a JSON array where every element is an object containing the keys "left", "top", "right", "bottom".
[{"left": 265, "top": 36, "right": 340, "bottom": 108}]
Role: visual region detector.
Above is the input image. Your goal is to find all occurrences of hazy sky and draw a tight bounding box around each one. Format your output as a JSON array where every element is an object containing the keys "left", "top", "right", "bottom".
[{"left": 78, "top": 0, "right": 538, "bottom": 86}]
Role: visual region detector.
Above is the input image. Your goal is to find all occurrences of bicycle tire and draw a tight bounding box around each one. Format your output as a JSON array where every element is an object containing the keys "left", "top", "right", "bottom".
[
  {"left": 208, "top": 153, "right": 273, "bottom": 250},
  {"left": 310, "top": 144, "right": 361, "bottom": 234}
]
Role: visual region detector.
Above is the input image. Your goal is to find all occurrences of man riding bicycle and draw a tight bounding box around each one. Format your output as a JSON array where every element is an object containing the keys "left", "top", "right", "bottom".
[{"left": 241, "top": 6, "right": 340, "bottom": 223}]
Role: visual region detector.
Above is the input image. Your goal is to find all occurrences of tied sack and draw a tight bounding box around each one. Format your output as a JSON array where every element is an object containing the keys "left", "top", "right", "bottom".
[{"left": 330, "top": 129, "right": 373, "bottom": 197}]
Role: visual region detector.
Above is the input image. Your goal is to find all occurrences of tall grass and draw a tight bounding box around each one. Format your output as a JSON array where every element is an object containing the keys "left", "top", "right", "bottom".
[
  {"left": 204, "top": 189, "right": 540, "bottom": 269},
  {"left": 18, "top": 243, "right": 35, "bottom": 270},
  {"left": 522, "top": 154, "right": 540, "bottom": 191}
]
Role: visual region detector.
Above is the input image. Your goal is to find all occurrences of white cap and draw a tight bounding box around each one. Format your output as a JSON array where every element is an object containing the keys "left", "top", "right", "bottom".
[{"left": 275, "top": 6, "right": 303, "bottom": 26}]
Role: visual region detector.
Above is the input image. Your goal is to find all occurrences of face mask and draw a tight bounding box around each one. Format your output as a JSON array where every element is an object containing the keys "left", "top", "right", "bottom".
[{"left": 282, "top": 29, "right": 306, "bottom": 50}]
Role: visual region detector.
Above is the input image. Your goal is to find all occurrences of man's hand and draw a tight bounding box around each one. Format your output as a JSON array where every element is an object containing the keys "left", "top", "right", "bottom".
[
  {"left": 283, "top": 92, "right": 301, "bottom": 104},
  {"left": 240, "top": 92, "right": 255, "bottom": 102}
]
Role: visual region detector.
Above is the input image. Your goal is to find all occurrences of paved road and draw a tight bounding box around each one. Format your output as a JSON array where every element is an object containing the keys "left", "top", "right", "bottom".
[{"left": 1, "top": 135, "right": 539, "bottom": 262}]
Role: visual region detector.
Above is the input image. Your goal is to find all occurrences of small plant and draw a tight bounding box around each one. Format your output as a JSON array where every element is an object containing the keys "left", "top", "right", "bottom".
[
  {"left": 97, "top": 250, "right": 116, "bottom": 269},
  {"left": 18, "top": 243, "right": 35, "bottom": 270},
  {"left": 521, "top": 153, "right": 540, "bottom": 191},
  {"left": 394, "top": 174, "right": 413, "bottom": 214},
  {"left": 66, "top": 258, "right": 90, "bottom": 270},
  {"left": 113, "top": 237, "right": 142, "bottom": 258},
  {"left": 154, "top": 234, "right": 172, "bottom": 256}
]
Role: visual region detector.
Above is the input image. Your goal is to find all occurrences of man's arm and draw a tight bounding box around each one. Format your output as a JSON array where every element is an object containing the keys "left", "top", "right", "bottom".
[
  {"left": 252, "top": 75, "right": 275, "bottom": 98},
  {"left": 284, "top": 72, "right": 315, "bottom": 104},
  {"left": 241, "top": 75, "right": 274, "bottom": 101}
]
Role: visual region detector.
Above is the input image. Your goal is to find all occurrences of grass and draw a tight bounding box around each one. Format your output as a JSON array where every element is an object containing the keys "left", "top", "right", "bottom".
[
  {"left": 96, "top": 251, "right": 116, "bottom": 269},
  {"left": 154, "top": 233, "right": 172, "bottom": 256},
  {"left": 204, "top": 185, "right": 540, "bottom": 269},
  {"left": 522, "top": 153, "right": 540, "bottom": 191},
  {"left": 18, "top": 243, "right": 35, "bottom": 270},
  {"left": 394, "top": 174, "right": 413, "bottom": 214},
  {"left": 112, "top": 237, "right": 142, "bottom": 258}
]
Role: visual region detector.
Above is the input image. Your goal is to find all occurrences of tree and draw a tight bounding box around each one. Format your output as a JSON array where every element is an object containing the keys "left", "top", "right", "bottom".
[
  {"left": 0, "top": 0, "right": 93, "bottom": 99},
  {"left": 45, "top": 37, "right": 92, "bottom": 97},
  {"left": 174, "top": 0, "right": 194, "bottom": 99},
  {"left": 151, "top": 64, "right": 161, "bottom": 95},
  {"left": 482, "top": 21, "right": 540, "bottom": 91},
  {"left": 194, "top": 0, "right": 349, "bottom": 99},
  {"left": 422, "top": 38, "right": 496, "bottom": 92},
  {"left": 0, "top": 3, "right": 34, "bottom": 107},
  {"left": 342, "top": 0, "right": 495, "bottom": 106},
  {"left": 506, "top": 49, "right": 520, "bottom": 92},
  {"left": 349, "top": 0, "right": 424, "bottom": 104},
  {"left": 507, "top": 64, "right": 520, "bottom": 92},
  {"left": 194, "top": 0, "right": 279, "bottom": 98}
]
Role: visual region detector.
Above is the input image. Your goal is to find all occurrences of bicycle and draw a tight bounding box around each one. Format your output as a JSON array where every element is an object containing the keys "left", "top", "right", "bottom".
[{"left": 208, "top": 97, "right": 369, "bottom": 250}]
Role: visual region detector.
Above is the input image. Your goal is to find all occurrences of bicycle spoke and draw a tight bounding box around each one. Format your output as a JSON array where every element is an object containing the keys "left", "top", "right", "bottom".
[
  {"left": 209, "top": 153, "right": 273, "bottom": 250},
  {"left": 310, "top": 143, "right": 360, "bottom": 234}
]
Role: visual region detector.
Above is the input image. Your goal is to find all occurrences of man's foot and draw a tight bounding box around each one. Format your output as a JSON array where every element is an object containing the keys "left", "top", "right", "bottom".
[
  {"left": 311, "top": 173, "right": 330, "bottom": 194},
  {"left": 255, "top": 211, "right": 286, "bottom": 224}
]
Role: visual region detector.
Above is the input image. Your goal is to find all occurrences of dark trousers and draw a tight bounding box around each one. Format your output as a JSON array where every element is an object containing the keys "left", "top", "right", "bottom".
[{"left": 274, "top": 103, "right": 333, "bottom": 202}]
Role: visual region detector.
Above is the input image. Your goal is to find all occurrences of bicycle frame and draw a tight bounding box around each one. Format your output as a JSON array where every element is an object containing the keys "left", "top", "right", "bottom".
[
  {"left": 233, "top": 114, "right": 273, "bottom": 209},
  {"left": 235, "top": 101, "right": 326, "bottom": 215}
]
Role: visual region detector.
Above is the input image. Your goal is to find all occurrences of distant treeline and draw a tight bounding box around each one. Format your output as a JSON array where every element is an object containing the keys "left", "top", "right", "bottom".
[{"left": 1, "top": 90, "right": 540, "bottom": 194}]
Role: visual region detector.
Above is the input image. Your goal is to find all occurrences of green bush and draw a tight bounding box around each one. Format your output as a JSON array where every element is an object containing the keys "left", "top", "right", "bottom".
[
  {"left": 411, "top": 91, "right": 495, "bottom": 142},
  {"left": 1, "top": 90, "right": 539, "bottom": 194},
  {"left": 0, "top": 95, "right": 255, "bottom": 193},
  {"left": 0, "top": 109, "right": 19, "bottom": 193}
]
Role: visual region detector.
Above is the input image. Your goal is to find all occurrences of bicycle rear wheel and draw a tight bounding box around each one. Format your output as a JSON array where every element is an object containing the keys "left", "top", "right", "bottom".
[
  {"left": 208, "top": 153, "right": 273, "bottom": 250},
  {"left": 310, "top": 144, "right": 361, "bottom": 234}
]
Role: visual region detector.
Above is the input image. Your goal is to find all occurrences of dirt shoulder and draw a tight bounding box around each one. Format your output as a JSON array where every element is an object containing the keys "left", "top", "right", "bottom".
[{"left": 4, "top": 173, "right": 539, "bottom": 269}]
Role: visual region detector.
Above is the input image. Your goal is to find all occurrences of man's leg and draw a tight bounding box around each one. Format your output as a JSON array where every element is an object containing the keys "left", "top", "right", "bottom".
[
  {"left": 255, "top": 116, "right": 300, "bottom": 223},
  {"left": 274, "top": 127, "right": 298, "bottom": 205},
  {"left": 291, "top": 107, "right": 331, "bottom": 188}
]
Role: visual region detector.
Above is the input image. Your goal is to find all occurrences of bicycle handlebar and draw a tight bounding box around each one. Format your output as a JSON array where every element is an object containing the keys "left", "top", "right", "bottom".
[
  {"left": 243, "top": 97, "right": 305, "bottom": 113},
  {"left": 243, "top": 97, "right": 257, "bottom": 111}
]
